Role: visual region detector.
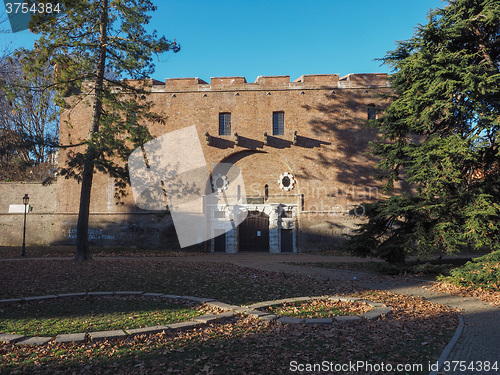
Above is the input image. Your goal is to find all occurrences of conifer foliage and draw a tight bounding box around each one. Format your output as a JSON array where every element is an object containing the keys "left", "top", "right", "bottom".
[
  {"left": 19, "top": 0, "right": 179, "bottom": 260},
  {"left": 348, "top": 0, "right": 500, "bottom": 263}
]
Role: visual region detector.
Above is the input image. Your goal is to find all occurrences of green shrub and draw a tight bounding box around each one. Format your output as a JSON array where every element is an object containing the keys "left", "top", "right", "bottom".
[{"left": 438, "top": 251, "right": 500, "bottom": 291}]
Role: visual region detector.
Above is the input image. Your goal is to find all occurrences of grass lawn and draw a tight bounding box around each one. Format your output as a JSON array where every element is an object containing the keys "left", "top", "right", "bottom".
[
  {"left": 0, "top": 296, "right": 204, "bottom": 336},
  {"left": 262, "top": 299, "right": 372, "bottom": 318},
  {"left": 0, "top": 255, "right": 458, "bottom": 374}
]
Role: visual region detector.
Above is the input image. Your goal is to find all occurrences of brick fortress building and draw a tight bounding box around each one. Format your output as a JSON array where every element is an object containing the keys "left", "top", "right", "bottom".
[{"left": 0, "top": 73, "right": 390, "bottom": 252}]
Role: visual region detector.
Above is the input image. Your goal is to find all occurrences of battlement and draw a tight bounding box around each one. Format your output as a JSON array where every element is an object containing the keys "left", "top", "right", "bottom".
[
  {"left": 339, "top": 73, "right": 389, "bottom": 88},
  {"left": 151, "top": 73, "right": 389, "bottom": 92},
  {"left": 165, "top": 77, "right": 208, "bottom": 87},
  {"left": 81, "top": 74, "right": 388, "bottom": 93},
  {"left": 293, "top": 74, "right": 340, "bottom": 85}
]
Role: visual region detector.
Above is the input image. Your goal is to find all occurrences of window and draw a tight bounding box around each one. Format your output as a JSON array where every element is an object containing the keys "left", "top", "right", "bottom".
[
  {"left": 273, "top": 111, "right": 284, "bottom": 135},
  {"left": 219, "top": 112, "right": 231, "bottom": 135},
  {"left": 367, "top": 105, "right": 376, "bottom": 120}
]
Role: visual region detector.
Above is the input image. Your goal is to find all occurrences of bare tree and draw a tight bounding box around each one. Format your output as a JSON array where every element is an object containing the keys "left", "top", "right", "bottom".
[{"left": 0, "top": 16, "right": 59, "bottom": 181}]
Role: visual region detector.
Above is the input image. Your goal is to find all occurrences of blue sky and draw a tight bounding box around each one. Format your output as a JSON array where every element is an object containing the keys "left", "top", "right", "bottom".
[{"left": 2, "top": 0, "right": 444, "bottom": 83}]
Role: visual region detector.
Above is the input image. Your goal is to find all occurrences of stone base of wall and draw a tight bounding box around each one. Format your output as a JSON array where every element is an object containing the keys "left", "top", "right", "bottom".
[
  {"left": 0, "top": 212, "right": 180, "bottom": 249},
  {"left": 297, "top": 213, "right": 366, "bottom": 252},
  {"left": 1, "top": 211, "right": 365, "bottom": 252},
  {"left": 0, "top": 183, "right": 367, "bottom": 252}
]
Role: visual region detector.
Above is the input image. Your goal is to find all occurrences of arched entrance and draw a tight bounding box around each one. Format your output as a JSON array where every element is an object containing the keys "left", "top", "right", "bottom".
[
  {"left": 207, "top": 150, "right": 299, "bottom": 253},
  {"left": 238, "top": 211, "right": 270, "bottom": 252}
]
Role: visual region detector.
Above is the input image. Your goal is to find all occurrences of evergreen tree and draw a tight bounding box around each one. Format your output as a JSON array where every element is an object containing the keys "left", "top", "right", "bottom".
[
  {"left": 348, "top": 0, "right": 500, "bottom": 263},
  {"left": 19, "top": 0, "right": 179, "bottom": 260}
]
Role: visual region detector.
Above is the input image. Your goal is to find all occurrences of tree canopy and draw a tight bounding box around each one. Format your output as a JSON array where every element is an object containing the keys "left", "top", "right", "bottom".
[
  {"left": 19, "top": 0, "right": 179, "bottom": 260},
  {"left": 348, "top": 0, "right": 500, "bottom": 263}
]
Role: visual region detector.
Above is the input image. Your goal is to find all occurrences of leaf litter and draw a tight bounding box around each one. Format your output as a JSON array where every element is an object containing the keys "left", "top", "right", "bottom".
[{"left": 0, "top": 258, "right": 458, "bottom": 374}]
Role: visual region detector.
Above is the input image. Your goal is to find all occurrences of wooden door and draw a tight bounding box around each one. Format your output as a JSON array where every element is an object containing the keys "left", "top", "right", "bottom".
[
  {"left": 238, "top": 211, "right": 269, "bottom": 252},
  {"left": 214, "top": 230, "right": 226, "bottom": 252},
  {"left": 281, "top": 229, "right": 293, "bottom": 253}
]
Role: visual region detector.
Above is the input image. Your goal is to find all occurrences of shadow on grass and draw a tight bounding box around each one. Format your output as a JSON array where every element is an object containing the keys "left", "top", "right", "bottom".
[
  {"left": 0, "top": 259, "right": 362, "bottom": 305},
  {"left": 0, "top": 297, "right": 202, "bottom": 336},
  {"left": 1, "top": 297, "right": 194, "bottom": 320},
  {"left": 1, "top": 310, "right": 458, "bottom": 375}
]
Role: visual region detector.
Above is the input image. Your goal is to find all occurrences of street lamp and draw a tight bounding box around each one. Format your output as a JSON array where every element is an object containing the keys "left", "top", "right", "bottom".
[{"left": 21, "top": 194, "right": 29, "bottom": 257}]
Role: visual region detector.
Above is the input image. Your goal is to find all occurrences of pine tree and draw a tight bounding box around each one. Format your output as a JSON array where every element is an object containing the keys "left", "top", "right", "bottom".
[
  {"left": 348, "top": 0, "right": 500, "bottom": 263},
  {"left": 19, "top": 0, "right": 179, "bottom": 260}
]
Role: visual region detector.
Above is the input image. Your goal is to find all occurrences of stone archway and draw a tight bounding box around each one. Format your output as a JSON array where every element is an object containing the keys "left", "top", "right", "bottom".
[{"left": 207, "top": 150, "right": 299, "bottom": 254}]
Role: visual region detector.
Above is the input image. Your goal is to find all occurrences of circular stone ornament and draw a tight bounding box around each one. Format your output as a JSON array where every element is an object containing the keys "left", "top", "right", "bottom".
[
  {"left": 279, "top": 172, "right": 295, "bottom": 191},
  {"left": 212, "top": 174, "right": 229, "bottom": 192}
]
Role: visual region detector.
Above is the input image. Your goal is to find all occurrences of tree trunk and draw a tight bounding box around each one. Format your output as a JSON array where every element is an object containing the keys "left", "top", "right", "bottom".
[{"left": 75, "top": 0, "right": 108, "bottom": 261}]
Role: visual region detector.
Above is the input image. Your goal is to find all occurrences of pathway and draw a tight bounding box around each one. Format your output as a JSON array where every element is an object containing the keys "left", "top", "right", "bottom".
[{"left": 217, "top": 254, "right": 499, "bottom": 375}]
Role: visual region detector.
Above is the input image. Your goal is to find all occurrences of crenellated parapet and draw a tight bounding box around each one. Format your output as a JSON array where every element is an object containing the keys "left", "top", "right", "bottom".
[
  {"left": 80, "top": 73, "right": 389, "bottom": 93},
  {"left": 150, "top": 73, "right": 389, "bottom": 92}
]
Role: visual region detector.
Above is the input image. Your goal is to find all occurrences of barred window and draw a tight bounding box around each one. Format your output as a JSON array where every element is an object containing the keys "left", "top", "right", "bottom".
[
  {"left": 273, "top": 111, "right": 284, "bottom": 135},
  {"left": 219, "top": 112, "right": 231, "bottom": 135}
]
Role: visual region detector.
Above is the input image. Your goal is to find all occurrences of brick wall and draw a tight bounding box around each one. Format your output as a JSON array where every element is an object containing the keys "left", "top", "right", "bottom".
[
  {"left": 0, "top": 182, "right": 59, "bottom": 246},
  {"left": 52, "top": 73, "right": 391, "bottom": 250}
]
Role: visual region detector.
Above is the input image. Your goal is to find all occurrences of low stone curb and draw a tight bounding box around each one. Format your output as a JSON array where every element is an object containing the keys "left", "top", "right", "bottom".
[
  {"left": 277, "top": 317, "right": 304, "bottom": 324},
  {"left": 245, "top": 295, "right": 393, "bottom": 324},
  {"left": 89, "top": 330, "right": 127, "bottom": 341},
  {"left": 335, "top": 315, "right": 361, "bottom": 322},
  {"left": 55, "top": 333, "right": 86, "bottom": 343},
  {"left": 0, "top": 293, "right": 392, "bottom": 345},
  {"left": 305, "top": 318, "right": 333, "bottom": 324},
  {"left": 429, "top": 315, "right": 465, "bottom": 375},
  {"left": 15, "top": 336, "right": 52, "bottom": 346},
  {"left": 125, "top": 325, "right": 169, "bottom": 336},
  {"left": 0, "top": 334, "right": 25, "bottom": 344}
]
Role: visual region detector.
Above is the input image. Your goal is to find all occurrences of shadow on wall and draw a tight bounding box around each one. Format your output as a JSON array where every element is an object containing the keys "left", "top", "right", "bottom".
[
  {"left": 208, "top": 132, "right": 330, "bottom": 151},
  {"left": 49, "top": 210, "right": 205, "bottom": 251},
  {"left": 298, "top": 90, "right": 385, "bottom": 190},
  {"left": 297, "top": 216, "right": 362, "bottom": 252},
  {"left": 44, "top": 209, "right": 357, "bottom": 253}
]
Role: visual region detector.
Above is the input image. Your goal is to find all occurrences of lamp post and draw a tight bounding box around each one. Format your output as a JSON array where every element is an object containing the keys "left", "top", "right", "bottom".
[{"left": 21, "top": 194, "right": 29, "bottom": 257}]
